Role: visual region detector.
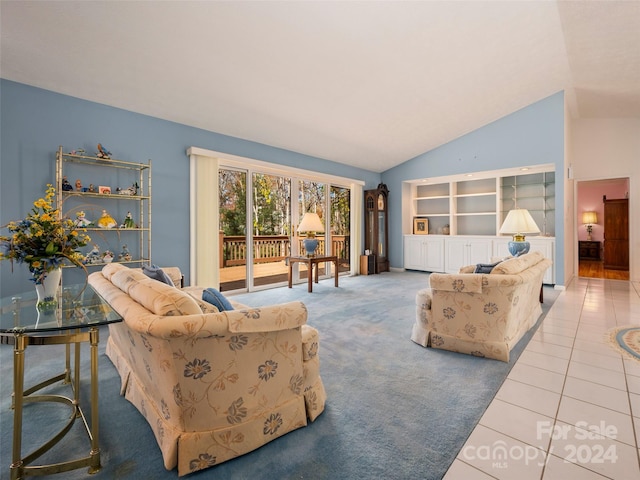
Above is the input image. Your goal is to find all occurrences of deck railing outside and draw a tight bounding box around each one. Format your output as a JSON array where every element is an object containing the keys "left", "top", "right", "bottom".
[{"left": 220, "top": 233, "right": 350, "bottom": 267}]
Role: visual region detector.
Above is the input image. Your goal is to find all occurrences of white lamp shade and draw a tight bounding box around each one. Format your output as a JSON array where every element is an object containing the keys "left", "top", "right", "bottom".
[
  {"left": 499, "top": 209, "right": 540, "bottom": 235},
  {"left": 297, "top": 212, "right": 325, "bottom": 234},
  {"left": 582, "top": 211, "right": 598, "bottom": 225}
]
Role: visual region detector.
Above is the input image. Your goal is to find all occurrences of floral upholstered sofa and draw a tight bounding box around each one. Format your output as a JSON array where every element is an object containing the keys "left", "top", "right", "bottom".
[
  {"left": 411, "top": 251, "right": 552, "bottom": 362},
  {"left": 88, "top": 263, "right": 326, "bottom": 476}
]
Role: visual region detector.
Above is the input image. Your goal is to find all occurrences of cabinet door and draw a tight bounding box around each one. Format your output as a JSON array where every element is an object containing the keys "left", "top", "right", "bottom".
[
  {"left": 528, "top": 238, "right": 554, "bottom": 284},
  {"left": 444, "top": 238, "right": 469, "bottom": 273},
  {"left": 468, "top": 239, "right": 493, "bottom": 266},
  {"left": 423, "top": 237, "right": 445, "bottom": 272},
  {"left": 403, "top": 236, "right": 424, "bottom": 270}
]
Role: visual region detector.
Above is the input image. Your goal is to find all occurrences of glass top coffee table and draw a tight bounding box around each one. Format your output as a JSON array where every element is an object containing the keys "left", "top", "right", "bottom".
[{"left": 0, "top": 284, "right": 122, "bottom": 480}]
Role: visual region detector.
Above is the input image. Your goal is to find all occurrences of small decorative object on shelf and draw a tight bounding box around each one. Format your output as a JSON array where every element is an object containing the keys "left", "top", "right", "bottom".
[
  {"left": 75, "top": 211, "right": 92, "bottom": 227},
  {"left": 61, "top": 176, "right": 73, "bottom": 191},
  {"left": 97, "top": 209, "right": 117, "bottom": 229},
  {"left": 83, "top": 244, "right": 101, "bottom": 265},
  {"left": 88, "top": 184, "right": 96, "bottom": 193},
  {"left": 121, "top": 212, "right": 136, "bottom": 228},
  {"left": 116, "top": 182, "right": 139, "bottom": 196},
  {"left": 102, "top": 250, "right": 114, "bottom": 263},
  {"left": 0, "top": 184, "right": 91, "bottom": 308},
  {"left": 96, "top": 143, "right": 112, "bottom": 159},
  {"left": 98, "top": 185, "right": 111, "bottom": 194},
  {"left": 75, "top": 179, "right": 82, "bottom": 190},
  {"left": 118, "top": 244, "right": 132, "bottom": 262}
]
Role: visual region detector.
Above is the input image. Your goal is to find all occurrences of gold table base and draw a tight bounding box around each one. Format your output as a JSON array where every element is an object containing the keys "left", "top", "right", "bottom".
[{"left": 8, "top": 328, "right": 101, "bottom": 479}]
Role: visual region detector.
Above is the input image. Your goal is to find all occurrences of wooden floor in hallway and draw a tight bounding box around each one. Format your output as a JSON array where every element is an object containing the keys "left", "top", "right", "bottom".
[{"left": 579, "top": 259, "right": 630, "bottom": 280}]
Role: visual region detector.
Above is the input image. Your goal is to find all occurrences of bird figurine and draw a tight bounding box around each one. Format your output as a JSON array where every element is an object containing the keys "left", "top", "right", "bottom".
[{"left": 96, "top": 143, "right": 112, "bottom": 159}]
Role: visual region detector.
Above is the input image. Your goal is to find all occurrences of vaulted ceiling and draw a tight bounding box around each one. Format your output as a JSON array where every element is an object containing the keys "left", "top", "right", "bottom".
[{"left": 2, "top": 1, "right": 639, "bottom": 172}]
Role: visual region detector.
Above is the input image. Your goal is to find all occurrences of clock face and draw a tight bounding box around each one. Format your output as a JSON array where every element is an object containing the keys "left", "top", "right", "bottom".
[{"left": 377, "top": 193, "right": 385, "bottom": 210}]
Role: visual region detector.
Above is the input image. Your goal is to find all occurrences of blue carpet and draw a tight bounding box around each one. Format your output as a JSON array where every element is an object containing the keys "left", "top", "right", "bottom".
[{"left": 0, "top": 270, "right": 558, "bottom": 479}]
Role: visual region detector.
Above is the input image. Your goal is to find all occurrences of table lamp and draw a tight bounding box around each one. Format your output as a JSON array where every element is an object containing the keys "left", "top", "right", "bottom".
[
  {"left": 582, "top": 211, "right": 597, "bottom": 241},
  {"left": 298, "top": 212, "right": 325, "bottom": 256},
  {"left": 499, "top": 209, "right": 540, "bottom": 256}
]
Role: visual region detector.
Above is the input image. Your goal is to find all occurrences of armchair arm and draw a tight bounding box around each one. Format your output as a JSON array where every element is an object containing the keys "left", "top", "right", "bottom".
[{"left": 429, "top": 273, "right": 484, "bottom": 293}]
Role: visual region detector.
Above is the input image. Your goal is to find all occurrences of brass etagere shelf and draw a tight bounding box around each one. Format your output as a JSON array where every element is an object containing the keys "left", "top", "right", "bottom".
[{"left": 55, "top": 146, "right": 152, "bottom": 270}]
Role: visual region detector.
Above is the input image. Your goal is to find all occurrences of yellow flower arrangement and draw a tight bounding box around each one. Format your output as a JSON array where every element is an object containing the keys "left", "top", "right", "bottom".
[{"left": 0, "top": 184, "right": 91, "bottom": 284}]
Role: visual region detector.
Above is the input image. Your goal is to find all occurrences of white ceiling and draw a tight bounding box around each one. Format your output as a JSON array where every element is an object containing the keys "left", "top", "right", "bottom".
[{"left": 1, "top": 1, "right": 639, "bottom": 173}]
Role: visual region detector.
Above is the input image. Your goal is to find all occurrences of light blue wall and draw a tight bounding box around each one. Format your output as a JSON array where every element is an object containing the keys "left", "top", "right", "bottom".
[
  {"left": 1, "top": 81, "right": 566, "bottom": 297},
  {"left": 381, "top": 92, "right": 565, "bottom": 284},
  {"left": 0, "top": 80, "right": 380, "bottom": 297}
]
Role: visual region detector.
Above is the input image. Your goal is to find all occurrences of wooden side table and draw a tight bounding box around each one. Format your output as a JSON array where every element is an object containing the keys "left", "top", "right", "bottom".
[
  {"left": 579, "top": 240, "right": 601, "bottom": 260},
  {"left": 287, "top": 255, "right": 339, "bottom": 292}
]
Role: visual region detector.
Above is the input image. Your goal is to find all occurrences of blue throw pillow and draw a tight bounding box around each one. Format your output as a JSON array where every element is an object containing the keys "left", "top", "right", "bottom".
[
  {"left": 142, "top": 264, "right": 175, "bottom": 287},
  {"left": 202, "top": 287, "right": 234, "bottom": 311},
  {"left": 474, "top": 261, "right": 502, "bottom": 274}
]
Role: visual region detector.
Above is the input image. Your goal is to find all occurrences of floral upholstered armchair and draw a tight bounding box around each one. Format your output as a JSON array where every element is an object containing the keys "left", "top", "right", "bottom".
[
  {"left": 89, "top": 263, "right": 326, "bottom": 476},
  {"left": 411, "top": 251, "right": 552, "bottom": 362}
]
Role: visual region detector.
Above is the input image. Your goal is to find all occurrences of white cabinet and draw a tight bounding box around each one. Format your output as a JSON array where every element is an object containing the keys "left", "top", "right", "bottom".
[
  {"left": 493, "top": 237, "right": 555, "bottom": 284},
  {"left": 444, "top": 236, "right": 493, "bottom": 273},
  {"left": 403, "top": 235, "right": 445, "bottom": 272},
  {"left": 402, "top": 234, "right": 555, "bottom": 284}
]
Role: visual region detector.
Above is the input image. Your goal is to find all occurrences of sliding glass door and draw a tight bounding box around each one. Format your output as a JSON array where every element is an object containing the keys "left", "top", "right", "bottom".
[
  {"left": 219, "top": 168, "right": 247, "bottom": 291},
  {"left": 252, "top": 173, "right": 292, "bottom": 288},
  {"left": 331, "top": 186, "right": 351, "bottom": 276},
  {"left": 219, "top": 167, "right": 352, "bottom": 292}
]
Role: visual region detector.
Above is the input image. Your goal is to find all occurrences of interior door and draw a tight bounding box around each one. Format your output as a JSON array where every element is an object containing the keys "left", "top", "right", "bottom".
[{"left": 603, "top": 198, "right": 629, "bottom": 270}]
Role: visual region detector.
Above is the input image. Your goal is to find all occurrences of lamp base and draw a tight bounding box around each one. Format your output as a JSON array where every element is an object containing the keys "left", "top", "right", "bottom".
[
  {"left": 508, "top": 240, "right": 530, "bottom": 257},
  {"left": 302, "top": 238, "right": 319, "bottom": 257}
]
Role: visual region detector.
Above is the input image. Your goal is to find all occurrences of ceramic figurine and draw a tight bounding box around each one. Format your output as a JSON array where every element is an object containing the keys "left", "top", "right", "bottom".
[
  {"left": 61, "top": 176, "right": 73, "bottom": 191},
  {"left": 117, "top": 182, "right": 139, "bottom": 196},
  {"left": 74, "top": 211, "right": 92, "bottom": 227},
  {"left": 97, "top": 209, "right": 117, "bottom": 229},
  {"left": 96, "top": 143, "right": 112, "bottom": 159},
  {"left": 75, "top": 179, "right": 82, "bottom": 190},
  {"left": 118, "top": 244, "right": 132, "bottom": 262},
  {"left": 84, "top": 244, "right": 101, "bottom": 265},
  {"left": 88, "top": 184, "right": 96, "bottom": 193},
  {"left": 102, "top": 250, "right": 114, "bottom": 263},
  {"left": 122, "top": 212, "right": 136, "bottom": 229}
]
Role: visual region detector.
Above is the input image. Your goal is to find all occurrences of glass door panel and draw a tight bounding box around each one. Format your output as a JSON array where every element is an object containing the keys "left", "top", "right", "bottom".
[
  {"left": 219, "top": 168, "right": 247, "bottom": 292},
  {"left": 252, "top": 173, "right": 291, "bottom": 288},
  {"left": 297, "top": 181, "right": 326, "bottom": 281},
  {"left": 331, "top": 186, "right": 351, "bottom": 276}
]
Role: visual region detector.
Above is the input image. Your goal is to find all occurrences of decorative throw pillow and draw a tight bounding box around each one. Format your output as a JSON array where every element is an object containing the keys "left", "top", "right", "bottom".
[
  {"left": 202, "top": 287, "right": 234, "bottom": 311},
  {"left": 474, "top": 260, "right": 502, "bottom": 274},
  {"left": 142, "top": 264, "right": 175, "bottom": 287}
]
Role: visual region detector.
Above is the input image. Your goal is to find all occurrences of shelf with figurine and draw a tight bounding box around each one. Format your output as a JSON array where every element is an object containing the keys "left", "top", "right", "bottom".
[
  {"left": 56, "top": 144, "right": 152, "bottom": 270},
  {"left": 72, "top": 210, "right": 149, "bottom": 231}
]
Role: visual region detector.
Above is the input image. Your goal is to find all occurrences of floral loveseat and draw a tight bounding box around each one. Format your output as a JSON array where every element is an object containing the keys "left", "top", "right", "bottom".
[
  {"left": 411, "top": 251, "right": 552, "bottom": 362},
  {"left": 88, "top": 263, "right": 326, "bottom": 476}
]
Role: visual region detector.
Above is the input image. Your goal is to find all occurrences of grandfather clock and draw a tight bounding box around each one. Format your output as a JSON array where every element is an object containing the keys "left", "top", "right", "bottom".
[{"left": 364, "top": 184, "right": 389, "bottom": 273}]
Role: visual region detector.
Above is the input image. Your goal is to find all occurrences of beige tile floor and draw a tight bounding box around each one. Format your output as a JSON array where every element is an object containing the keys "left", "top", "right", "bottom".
[{"left": 444, "top": 277, "right": 640, "bottom": 479}]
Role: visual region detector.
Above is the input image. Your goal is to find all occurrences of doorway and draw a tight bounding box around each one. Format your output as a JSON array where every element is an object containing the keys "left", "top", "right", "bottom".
[{"left": 577, "top": 178, "right": 630, "bottom": 280}]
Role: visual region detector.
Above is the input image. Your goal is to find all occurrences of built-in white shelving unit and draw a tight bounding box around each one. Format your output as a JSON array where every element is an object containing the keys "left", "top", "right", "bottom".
[{"left": 403, "top": 165, "right": 556, "bottom": 283}]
